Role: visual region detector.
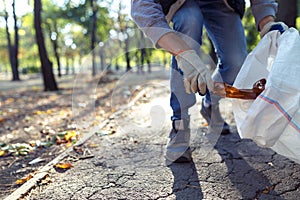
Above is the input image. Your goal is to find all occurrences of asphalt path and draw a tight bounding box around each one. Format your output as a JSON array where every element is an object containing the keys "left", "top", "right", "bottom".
[{"left": 25, "top": 80, "right": 300, "bottom": 200}]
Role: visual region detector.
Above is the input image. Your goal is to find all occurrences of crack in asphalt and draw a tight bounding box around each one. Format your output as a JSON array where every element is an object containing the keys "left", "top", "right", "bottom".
[{"left": 277, "top": 182, "right": 300, "bottom": 195}]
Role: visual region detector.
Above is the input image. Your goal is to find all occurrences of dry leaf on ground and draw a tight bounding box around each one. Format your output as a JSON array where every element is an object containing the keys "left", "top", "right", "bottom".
[
  {"left": 15, "top": 173, "right": 34, "bottom": 185},
  {"left": 54, "top": 162, "right": 73, "bottom": 169}
]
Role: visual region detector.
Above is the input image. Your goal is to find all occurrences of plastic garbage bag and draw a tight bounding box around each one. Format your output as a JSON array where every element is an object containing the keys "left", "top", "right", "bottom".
[{"left": 232, "top": 28, "right": 300, "bottom": 164}]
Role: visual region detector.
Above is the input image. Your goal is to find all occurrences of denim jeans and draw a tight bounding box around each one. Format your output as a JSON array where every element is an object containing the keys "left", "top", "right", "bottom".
[{"left": 170, "top": 0, "right": 247, "bottom": 121}]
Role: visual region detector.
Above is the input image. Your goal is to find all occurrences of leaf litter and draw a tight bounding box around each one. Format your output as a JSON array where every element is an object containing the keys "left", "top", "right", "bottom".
[
  {"left": 0, "top": 74, "right": 122, "bottom": 196},
  {"left": 0, "top": 71, "right": 165, "bottom": 198}
]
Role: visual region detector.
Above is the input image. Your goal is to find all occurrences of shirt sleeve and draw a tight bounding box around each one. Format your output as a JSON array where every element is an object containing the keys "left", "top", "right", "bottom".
[
  {"left": 131, "top": 0, "right": 174, "bottom": 47},
  {"left": 250, "top": 0, "right": 278, "bottom": 30}
]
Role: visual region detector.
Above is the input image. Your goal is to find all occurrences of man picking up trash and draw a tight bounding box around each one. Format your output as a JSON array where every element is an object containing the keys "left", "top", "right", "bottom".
[{"left": 131, "top": 0, "right": 287, "bottom": 165}]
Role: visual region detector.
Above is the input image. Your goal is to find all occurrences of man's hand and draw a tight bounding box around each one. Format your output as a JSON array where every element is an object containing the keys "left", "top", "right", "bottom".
[
  {"left": 260, "top": 21, "right": 288, "bottom": 38},
  {"left": 175, "top": 50, "right": 214, "bottom": 95}
]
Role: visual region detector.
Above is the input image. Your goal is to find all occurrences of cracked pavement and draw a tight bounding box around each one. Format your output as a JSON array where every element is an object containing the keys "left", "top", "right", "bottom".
[{"left": 28, "top": 79, "right": 300, "bottom": 200}]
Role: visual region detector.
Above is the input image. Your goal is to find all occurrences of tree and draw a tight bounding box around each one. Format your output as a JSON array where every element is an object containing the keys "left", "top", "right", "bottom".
[
  {"left": 137, "top": 30, "right": 153, "bottom": 73},
  {"left": 3, "top": 0, "right": 20, "bottom": 81},
  {"left": 17, "top": 12, "right": 40, "bottom": 73},
  {"left": 90, "top": 0, "right": 97, "bottom": 76},
  {"left": 43, "top": 0, "right": 64, "bottom": 77},
  {"left": 277, "top": 0, "right": 298, "bottom": 28},
  {"left": 111, "top": 1, "right": 135, "bottom": 72},
  {"left": 60, "top": 0, "right": 111, "bottom": 75},
  {"left": 46, "top": 22, "right": 62, "bottom": 77},
  {"left": 34, "top": 0, "right": 58, "bottom": 91}
]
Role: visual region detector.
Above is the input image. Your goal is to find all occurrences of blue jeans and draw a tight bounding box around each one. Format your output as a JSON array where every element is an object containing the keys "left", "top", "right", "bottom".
[{"left": 170, "top": 0, "right": 247, "bottom": 121}]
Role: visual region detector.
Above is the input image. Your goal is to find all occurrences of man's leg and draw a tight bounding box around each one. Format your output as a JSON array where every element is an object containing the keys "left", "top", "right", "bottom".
[
  {"left": 166, "top": 0, "right": 204, "bottom": 165},
  {"left": 199, "top": 0, "right": 248, "bottom": 134}
]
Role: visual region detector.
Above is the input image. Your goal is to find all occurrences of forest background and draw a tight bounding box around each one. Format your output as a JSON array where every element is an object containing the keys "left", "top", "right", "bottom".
[{"left": 0, "top": 0, "right": 299, "bottom": 90}]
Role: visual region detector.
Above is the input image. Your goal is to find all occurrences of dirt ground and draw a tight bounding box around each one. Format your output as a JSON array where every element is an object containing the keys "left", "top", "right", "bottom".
[{"left": 0, "top": 68, "right": 170, "bottom": 199}]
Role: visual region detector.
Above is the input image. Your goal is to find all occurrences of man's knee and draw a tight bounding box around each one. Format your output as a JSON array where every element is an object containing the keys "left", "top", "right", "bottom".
[{"left": 171, "top": 91, "right": 196, "bottom": 111}]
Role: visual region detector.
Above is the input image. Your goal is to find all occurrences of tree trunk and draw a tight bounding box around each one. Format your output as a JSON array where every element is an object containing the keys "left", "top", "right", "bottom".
[
  {"left": 90, "top": 0, "right": 97, "bottom": 76},
  {"left": 115, "top": 58, "right": 120, "bottom": 71},
  {"left": 34, "top": 0, "right": 58, "bottom": 91},
  {"left": 46, "top": 22, "right": 62, "bottom": 77},
  {"left": 3, "top": 0, "right": 20, "bottom": 81},
  {"left": 3, "top": 6, "right": 13, "bottom": 76},
  {"left": 277, "top": 0, "right": 297, "bottom": 27},
  {"left": 125, "top": 50, "right": 131, "bottom": 72},
  {"left": 53, "top": 37, "right": 62, "bottom": 77},
  {"left": 140, "top": 48, "right": 146, "bottom": 74},
  {"left": 12, "top": 0, "right": 20, "bottom": 81},
  {"left": 125, "top": 34, "right": 131, "bottom": 72}
]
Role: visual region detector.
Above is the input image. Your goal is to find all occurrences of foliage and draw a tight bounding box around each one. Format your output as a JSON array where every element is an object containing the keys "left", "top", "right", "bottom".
[
  {"left": 0, "top": 0, "right": 276, "bottom": 75},
  {"left": 26, "top": 66, "right": 41, "bottom": 73},
  {"left": 0, "top": 0, "right": 112, "bottom": 75},
  {"left": 19, "top": 13, "right": 39, "bottom": 70},
  {"left": 242, "top": 7, "right": 259, "bottom": 52}
]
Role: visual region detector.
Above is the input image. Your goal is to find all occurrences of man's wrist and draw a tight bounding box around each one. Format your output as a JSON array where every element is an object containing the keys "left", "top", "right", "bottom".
[
  {"left": 157, "top": 32, "right": 191, "bottom": 55},
  {"left": 259, "top": 15, "right": 275, "bottom": 31},
  {"left": 173, "top": 49, "right": 188, "bottom": 56}
]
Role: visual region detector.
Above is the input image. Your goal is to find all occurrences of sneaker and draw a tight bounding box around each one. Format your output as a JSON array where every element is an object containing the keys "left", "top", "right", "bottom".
[
  {"left": 200, "top": 99, "right": 231, "bottom": 135},
  {"left": 166, "top": 120, "right": 192, "bottom": 165},
  {"left": 166, "top": 147, "right": 192, "bottom": 166},
  {"left": 173, "top": 147, "right": 192, "bottom": 163}
]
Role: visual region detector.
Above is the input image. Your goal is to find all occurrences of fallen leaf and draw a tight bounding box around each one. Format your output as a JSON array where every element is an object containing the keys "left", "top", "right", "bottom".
[
  {"left": 0, "top": 117, "right": 5, "bottom": 123},
  {"left": 73, "top": 146, "right": 84, "bottom": 154},
  {"left": 64, "top": 130, "right": 77, "bottom": 141},
  {"left": 5, "top": 98, "right": 14, "bottom": 104},
  {"left": 66, "top": 141, "right": 72, "bottom": 148},
  {"left": 88, "top": 143, "right": 99, "bottom": 148},
  {"left": 16, "top": 173, "right": 34, "bottom": 185},
  {"left": 0, "top": 150, "right": 6, "bottom": 156},
  {"left": 6, "top": 143, "right": 34, "bottom": 156},
  {"left": 55, "top": 136, "right": 64, "bottom": 145},
  {"left": 262, "top": 185, "right": 275, "bottom": 194},
  {"left": 54, "top": 162, "right": 73, "bottom": 169},
  {"left": 34, "top": 110, "right": 44, "bottom": 115}
]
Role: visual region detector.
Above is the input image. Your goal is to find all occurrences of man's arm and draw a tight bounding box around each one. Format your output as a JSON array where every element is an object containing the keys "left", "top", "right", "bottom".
[
  {"left": 250, "top": 0, "right": 287, "bottom": 37},
  {"left": 131, "top": 0, "right": 192, "bottom": 53},
  {"left": 250, "top": 0, "right": 278, "bottom": 30},
  {"left": 131, "top": 0, "right": 213, "bottom": 94},
  {"left": 131, "top": 0, "right": 173, "bottom": 47},
  {"left": 258, "top": 15, "right": 275, "bottom": 31},
  {"left": 157, "top": 32, "right": 214, "bottom": 94},
  {"left": 157, "top": 32, "right": 191, "bottom": 55}
]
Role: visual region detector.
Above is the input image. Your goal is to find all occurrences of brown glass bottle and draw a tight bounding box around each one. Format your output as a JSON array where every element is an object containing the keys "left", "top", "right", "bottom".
[{"left": 214, "top": 79, "right": 266, "bottom": 100}]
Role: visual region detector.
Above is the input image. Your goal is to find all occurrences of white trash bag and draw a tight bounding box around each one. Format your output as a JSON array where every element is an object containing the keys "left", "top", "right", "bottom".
[{"left": 232, "top": 28, "right": 300, "bottom": 164}]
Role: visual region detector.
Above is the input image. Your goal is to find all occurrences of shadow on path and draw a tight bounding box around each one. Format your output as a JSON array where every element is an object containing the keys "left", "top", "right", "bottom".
[
  {"left": 169, "top": 161, "right": 203, "bottom": 199},
  {"left": 215, "top": 132, "right": 285, "bottom": 199}
]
